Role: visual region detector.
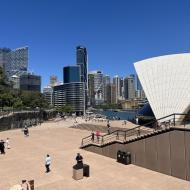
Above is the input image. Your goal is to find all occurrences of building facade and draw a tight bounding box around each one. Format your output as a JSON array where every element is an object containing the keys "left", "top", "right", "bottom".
[
  {"left": 63, "top": 66, "right": 80, "bottom": 83},
  {"left": 50, "top": 75, "right": 58, "bottom": 87},
  {"left": 76, "top": 46, "right": 88, "bottom": 109},
  {"left": 43, "top": 86, "right": 53, "bottom": 105},
  {"left": 124, "top": 75, "right": 135, "bottom": 100},
  {"left": 0, "top": 47, "right": 28, "bottom": 80},
  {"left": 20, "top": 73, "right": 41, "bottom": 92},
  {"left": 88, "top": 73, "right": 95, "bottom": 106},
  {"left": 103, "top": 75, "right": 111, "bottom": 103},
  {"left": 113, "top": 75, "right": 121, "bottom": 103},
  {"left": 63, "top": 82, "right": 85, "bottom": 115},
  {"left": 53, "top": 84, "right": 64, "bottom": 108}
]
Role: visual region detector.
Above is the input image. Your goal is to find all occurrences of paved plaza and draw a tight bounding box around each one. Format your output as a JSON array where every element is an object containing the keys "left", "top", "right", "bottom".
[{"left": 0, "top": 119, "right": 190, "bottom": 190}]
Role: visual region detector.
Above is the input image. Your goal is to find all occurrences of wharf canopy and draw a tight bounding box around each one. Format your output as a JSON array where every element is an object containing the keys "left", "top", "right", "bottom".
[{"left": 134, "top": 53, "right": 190, "bottom": 121}]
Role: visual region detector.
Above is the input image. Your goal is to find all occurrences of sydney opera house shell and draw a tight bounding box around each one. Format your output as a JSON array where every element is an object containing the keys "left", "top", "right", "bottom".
[{"left": 134, "top": 53, "right": 190, "bottom": 121}]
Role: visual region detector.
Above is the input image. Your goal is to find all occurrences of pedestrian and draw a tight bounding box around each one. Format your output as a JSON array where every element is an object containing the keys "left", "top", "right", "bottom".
[
  {"left": 91, "top": 131, "right": 95, "bottom": 142},
  {"left": 24, "top": 126, "right": 29, "bottom": 137},
  {"left": 0, "top": 140, "right": 5, "bottom": 154},
  {"left": 76, "top": 153, "right": 83, "bottom": 168},
  {"left": 45, "top": 154, "right": 51, "bottom": 173},
  {"left": 6, "top": 138, "right": 10, "bottom": 149},
  {"left": 96, "top": 131, "right": 100, "bottom": 142},
  {"left": 107, "top": 123, "right": 111, "bottom": 134}
]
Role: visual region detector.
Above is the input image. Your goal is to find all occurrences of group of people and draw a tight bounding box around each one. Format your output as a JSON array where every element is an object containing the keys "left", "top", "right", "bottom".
[
  {"left": 0, "top": 138, "right": 10, "bottom": 154},
  {"left": 91, "top": 130, "right": 101, "bottom": 142}
]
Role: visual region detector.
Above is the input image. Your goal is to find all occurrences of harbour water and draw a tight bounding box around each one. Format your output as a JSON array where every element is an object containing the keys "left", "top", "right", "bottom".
[{"left": 94, "top": 110, "right": 137, "bottom": 121}]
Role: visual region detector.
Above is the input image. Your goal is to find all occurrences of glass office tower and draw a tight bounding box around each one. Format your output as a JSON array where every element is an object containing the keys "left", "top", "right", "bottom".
[{"left": 63, "top": 66, "right": 80, "bottom": 83}]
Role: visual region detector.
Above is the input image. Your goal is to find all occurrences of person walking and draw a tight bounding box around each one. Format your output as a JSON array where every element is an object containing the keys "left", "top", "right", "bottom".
[
  {"left": 91, "top": 131, "right": 95, "bottom": 142},
  {"left": 0, "top": 140, "right": 5, "bottom": 154},
  {"left": 96, "top": 131, "right": 100, "bottom": 143},
  {"left": 23, "top": 126, "right": 29, "bottom": 137},
  {"left": 45, "top": 154, "right": 51, "bottom": 173},
  {"left": 6, "top": 138, "right": 10, "bottom": 149},
  {"left": 107, "top": 122, "right": 111, "bottom": 134}
]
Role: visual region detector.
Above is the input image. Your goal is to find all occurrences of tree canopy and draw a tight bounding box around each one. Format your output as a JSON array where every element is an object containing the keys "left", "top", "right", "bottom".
[{"left": 0, "top": 67, "right": 49, "bottom": 110}]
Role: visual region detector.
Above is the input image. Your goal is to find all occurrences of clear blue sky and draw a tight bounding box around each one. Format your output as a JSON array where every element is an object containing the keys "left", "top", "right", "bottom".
[{"left": 0, "top": 0, "right": 190, "bottom": 88}]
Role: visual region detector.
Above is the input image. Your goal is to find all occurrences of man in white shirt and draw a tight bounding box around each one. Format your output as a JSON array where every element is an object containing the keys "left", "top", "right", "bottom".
[{"left": 45, "top": 154, "right": 51, "bottom": 173}]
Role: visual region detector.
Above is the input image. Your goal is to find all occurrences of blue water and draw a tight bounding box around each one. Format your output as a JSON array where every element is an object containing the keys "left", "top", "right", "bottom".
[{"left": 95, "top": 110, "right": 137, "bottom": 120}]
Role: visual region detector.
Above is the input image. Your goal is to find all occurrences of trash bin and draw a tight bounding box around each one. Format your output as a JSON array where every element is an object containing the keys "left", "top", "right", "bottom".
[
  {"left": 83, "top": 164, "right": 90, "bottom": 177},
  {"left": 73, "top": 164, "right": 83, "bottom": 180},
  {"left": 122, "top": 152, "right": 131, "bottom": 165},
  {"left": 117, "top": 150, "right": 123, "bottom": 163}
]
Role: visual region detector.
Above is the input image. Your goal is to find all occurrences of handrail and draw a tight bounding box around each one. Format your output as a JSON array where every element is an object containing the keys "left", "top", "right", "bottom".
[{"left": 81, "top": 113, "right": 190, "bottom": 147}]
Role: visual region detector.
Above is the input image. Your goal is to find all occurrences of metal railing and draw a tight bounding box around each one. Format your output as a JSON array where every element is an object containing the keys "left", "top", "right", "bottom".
[{"left": 81, "top": 113, "right": 190, "bottom": 147}]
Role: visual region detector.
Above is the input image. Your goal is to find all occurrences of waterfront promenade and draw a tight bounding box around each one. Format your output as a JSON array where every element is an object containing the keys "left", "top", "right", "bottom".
[{"left": 0, "top": 118, "right": 189, "bottom": 190}]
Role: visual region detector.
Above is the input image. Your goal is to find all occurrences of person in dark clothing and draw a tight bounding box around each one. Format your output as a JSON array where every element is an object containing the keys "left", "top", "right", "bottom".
[
  {"left": 76, "top": 153, "right": 83, "bottom": 168},
  {"left": 0, "top": 140, "right": 5, "bottom": 154},
  {"left": 107, "top": 123, "right": 111, "bottom": 134},
  {"left": 24, "top": 126, "right": 29, "bottom": 137},
  {"left": 91, "top": 131, "right": 95, "bottom": 142}
]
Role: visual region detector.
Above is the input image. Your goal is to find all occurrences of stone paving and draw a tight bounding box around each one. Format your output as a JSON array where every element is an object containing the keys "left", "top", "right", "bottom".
[{"left": 0, "top": 119, "right": 190, "bottom": 190}]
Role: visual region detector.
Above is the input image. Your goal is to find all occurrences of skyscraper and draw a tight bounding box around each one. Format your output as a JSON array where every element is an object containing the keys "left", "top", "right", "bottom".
[
  {"left": 88, "top": 73, "right": 95, "bottom": 106},
  {"left": 76, "top": 46, "right": 88, "bottom": 109},
  {"left": 0, "top": 47, "right": 28, "bottom": 80},
  {"left": 63, "top": 66, "right": 80, "bottom": 83},
  {"left": 124, "top": 75, "right": 135, "bottom": 100},
  {"left": 62, "top": 66, "right": 85, "bottom": 115},
  {"left": 113, "top": 75, "right": 121, "bottom": 103},
  {"left": 88, "top": 71, "right": 104, "bottom": 105},
  {"left": 103, "top": 75, "right": 111, "bottom": 103},
  {"left": 0, "top": 48, "right": 11, "bottom": 74},
  {"left": 76, "top": 46, "right": 87, "bottom": 83}
]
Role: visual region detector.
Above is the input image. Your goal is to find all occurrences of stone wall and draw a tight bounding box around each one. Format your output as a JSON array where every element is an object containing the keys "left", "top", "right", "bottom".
[{"left": 0, "top": 110, "right": 56, "bottom": 131}]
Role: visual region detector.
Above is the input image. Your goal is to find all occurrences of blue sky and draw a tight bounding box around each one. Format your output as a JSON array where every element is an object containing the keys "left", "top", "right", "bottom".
[{"left": 0, "top": 0, "right": 190, "bottom": 88}]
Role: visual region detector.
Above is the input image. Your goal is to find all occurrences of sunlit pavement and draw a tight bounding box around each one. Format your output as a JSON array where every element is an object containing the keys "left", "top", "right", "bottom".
[{"left": 0, "top": 119, "right": 190, "bottom": 190}]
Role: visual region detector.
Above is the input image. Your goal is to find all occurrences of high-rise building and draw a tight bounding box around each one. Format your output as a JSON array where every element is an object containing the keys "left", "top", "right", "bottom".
[
  {"left": 113, "top": 75, "right": 121, "bottom": 103},
  {"left": 63, "top": 66, "right": 80, "bottom": 83},
  {"left": 120, "top": 77, "right": 124, "bottom": 100},
  {"left": 50, "top": 75, "right": 58, "bottom": 87},
  {"left": 88, "top": 73, "right": 95, "bottom": 106},
  {"left": 20, "top": 73, "right": 41, "bottom": 92},
  {"left": 43, "top": 86, "right": 53, "bottom": 105},
  {"left": 124, "top": 75, "right": 135, "bottom": 100},
  {"left": 53, "top": 84, "right": 64, "bottom": 108},
  {"left": 103, "top": 75, "right": 111, "bottom": 103},
  {"left": 111, "top": 84, "right": 117, "bottom": 104},
  {"left": 76, "top": 46, "right": 87, "bottom": 83},
  {"left": 56, "top": 66, "right": 85, "bottom": 115},
  {"left": 0, "top": 47, "right": 28, "bottom": 80},
  {"left": 0, "top": 48, "right": 11, "bottom": 74},
  {"left": 90, "top": 71, "right": 104, "bottom": 105},
  {"left": 76, "top": 46, "right": 88, "bottom": 109},
  {"left": 63, "top": 82, "right": 85, "bottom": 115}
]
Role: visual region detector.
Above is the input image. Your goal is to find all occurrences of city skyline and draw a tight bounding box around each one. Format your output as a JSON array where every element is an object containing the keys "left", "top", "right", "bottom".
[{"left": 1, "top": 0, "right": 190, "bottom": 88}]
